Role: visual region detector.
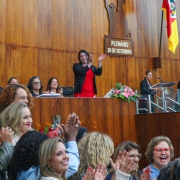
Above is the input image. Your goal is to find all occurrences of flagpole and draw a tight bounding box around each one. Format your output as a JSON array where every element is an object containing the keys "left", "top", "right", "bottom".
[
  {"left": 159, "top": 11, "right": 164, "bottom": 57},
  {"left": 153, "top": 10, "right": 163, "bottom": 69}
]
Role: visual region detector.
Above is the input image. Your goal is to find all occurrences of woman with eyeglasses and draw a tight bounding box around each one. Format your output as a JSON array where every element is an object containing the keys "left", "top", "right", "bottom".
[
  {"left": 28, "top": 76, "right": 43, "bottom": 97},
  {"left": 143, "top": 136, "right": 174, "bottom": 180},
  {"left": 106, "top": 141, "right": 149, "bottom": 180},
  {"left": 0, "top": 84, "right": 33, "bottom": 113}
]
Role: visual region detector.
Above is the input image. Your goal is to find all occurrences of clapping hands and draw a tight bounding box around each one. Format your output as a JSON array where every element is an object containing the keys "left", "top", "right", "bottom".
[
  {"left": 109, "top": 150, "right": 136, "bottom": 174},
  {"left": 57, "top": 112, "right": 80, "bottom": 141},
  {"left": 82, "top": 164, "right": 107, "bottom": 180}
]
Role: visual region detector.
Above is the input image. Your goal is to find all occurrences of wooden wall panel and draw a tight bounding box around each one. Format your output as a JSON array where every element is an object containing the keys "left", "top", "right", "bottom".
[
  {"left": 22, "top": 0, "right": 38, "bottom": 47},
  {"left": 6, "top": 0, "right": 23, "bottom": 45},
  {"left": 0, "top": 0, "right": 180, "bottom": 97},
  {"left": 38, "top": 0, "right": 52, "bottom": 49},
  {"left": 0, "top": 45, "right": 6, "bottom": 84},
  {"left": 21, "top": 47, "right": 38, "bottom": 84},
  {"left": 5, "top": 45, "right": 22, "bottom": 81},
  {"left": 52, "top": 0, "right": 66, "bottom": 50},
  {"left": 0, "top": 0, "right": 6, "bottom": 44}
]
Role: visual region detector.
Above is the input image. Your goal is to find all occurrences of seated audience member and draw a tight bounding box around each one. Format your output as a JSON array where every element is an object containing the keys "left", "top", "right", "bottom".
[
  {"left": 157, "top": 158, "right": 180, "bottom": 180},
  {"left": 45, "top": 77, "right": 63, "bottom": 97},
  {"left": 8, "top": 131, "right": 48, "bottom": 180},
  {"left": 1, "top": 112, "right": 80, "bottom": 180},
  {"left": 28, "top": 76, "right": 43, "bottom": 97},
  {"left": 0, "top": 87, "right": 3, "bottom": 94},
  {"left": 0, "top": 84, "right": 33, "bottom": 113},
  {"left": 7, "top": 77, "right": 19, "bottom": 85},
  {"left": 76, "top": 126, "right": 87, "bottom": 143},
  {"left": 143, "top": 136, "right": 174, "bottom": 180},
  {"left": 0, "top": 102, "right": 33, "bottom": 178},
  {"left": 39, "top": 112, "right": 80, "bottom": 178},
  {"left": 106, "top": 141, "right": 150, "bottom": 180},
  {"left": 69, "top": 132, "right": 114, "bottom": 180},
  {"left": 39, "top": 138, "right": 69, "bottom": 180}
]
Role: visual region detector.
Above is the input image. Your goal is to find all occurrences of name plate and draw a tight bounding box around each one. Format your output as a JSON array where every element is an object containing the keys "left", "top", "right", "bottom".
[{"left": 104, "top": 37, "right": 133, "bottom": 56}]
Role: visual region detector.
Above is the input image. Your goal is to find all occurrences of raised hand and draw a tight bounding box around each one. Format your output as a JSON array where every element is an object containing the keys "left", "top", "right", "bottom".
[
  {"left": 0, "top": 127, "right": 15, "bottom": 145},
  {"left": 115, "top": 150, "right": 135, "bottom": 174},
  {"left": 82, "top": 165, "right": 106, "bottom": 180},
  {"left": 98, "top": 54, "right": 106, "bottom": 62},
  {"left": 89, "top": 54, "right": 94, "bottom": 63},
  {"left": 58, "top": 113, "right": 80, "bottom": 141},
  {"left": 140, "top": 166, "right": 150, "bottom": 180}
]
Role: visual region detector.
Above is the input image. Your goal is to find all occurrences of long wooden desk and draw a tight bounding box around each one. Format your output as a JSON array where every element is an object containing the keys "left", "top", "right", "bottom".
[{"left": 31, "top": 98, "right": 137, "bottom": 146}]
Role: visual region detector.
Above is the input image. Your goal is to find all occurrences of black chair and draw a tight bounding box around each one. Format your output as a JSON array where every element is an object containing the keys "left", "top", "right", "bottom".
[{"left": 61, "top": 86, "right": 74, "bottom": 97}]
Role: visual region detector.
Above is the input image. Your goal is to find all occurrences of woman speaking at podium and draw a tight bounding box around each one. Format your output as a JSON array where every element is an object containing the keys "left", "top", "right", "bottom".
[{"left": 140, "top": 70, "right": 156, "bottom": 112}]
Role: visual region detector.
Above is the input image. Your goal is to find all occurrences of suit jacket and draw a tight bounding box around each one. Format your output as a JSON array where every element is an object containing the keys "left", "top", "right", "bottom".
[
  {"left": 140, "top": 78, "right": 154, "bottom": 96},
  {"left": 73, "top": 63, "right": 102, "bottom": 94}
]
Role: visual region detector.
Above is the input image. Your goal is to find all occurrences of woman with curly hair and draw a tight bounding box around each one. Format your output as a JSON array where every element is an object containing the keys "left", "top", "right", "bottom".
[
  {"left": 39, "top": 138, "right": 69, "bottom": 180},
  {"left": 69, "top": 132, "right": 114, "bottom": 180},
  {"left": 8, "top": 131, "right": 48, "bottom": 180},
  {"left": 27, "top": 76, "right": 43, "bottom": 97},
  {"left": 143, "top": 136, "right": 174, "bottom": 180},
  {"left": 0, "top": 84, "right": 33, "bottom": 113}
]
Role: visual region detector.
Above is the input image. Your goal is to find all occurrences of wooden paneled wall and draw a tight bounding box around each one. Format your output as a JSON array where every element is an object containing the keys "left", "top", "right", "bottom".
[{"left": 0, "top": 0, "right": 180, "bottom": 96}]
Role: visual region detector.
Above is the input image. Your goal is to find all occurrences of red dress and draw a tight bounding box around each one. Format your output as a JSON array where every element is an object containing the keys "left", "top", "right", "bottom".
[{"left": 74, "top": 68, "right": 95, "bottom": 97}]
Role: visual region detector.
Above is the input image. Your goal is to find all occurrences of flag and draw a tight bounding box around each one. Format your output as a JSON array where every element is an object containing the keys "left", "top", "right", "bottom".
[{"left": 162, "top": 0, "right": 179, "bottom": 53}]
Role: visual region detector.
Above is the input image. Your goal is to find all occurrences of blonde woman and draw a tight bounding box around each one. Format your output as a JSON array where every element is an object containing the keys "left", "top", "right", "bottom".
[
  {"left": 39, "top": 138, "right": 69, "bottom": 180},
  {"left": 69, "top": 132, "right": 114, "bottom": 180},
  {"left": 0, "top": 102, "right": 33, "bottom": 178}
]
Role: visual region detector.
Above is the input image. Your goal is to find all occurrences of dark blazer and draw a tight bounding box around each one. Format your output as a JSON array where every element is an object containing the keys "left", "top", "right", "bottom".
[
  {"left": 73, "top": 63, "right": 102, "bottom": 94},
  {"left": 140, "top": 77, "right": 154, "bottom": 96}
]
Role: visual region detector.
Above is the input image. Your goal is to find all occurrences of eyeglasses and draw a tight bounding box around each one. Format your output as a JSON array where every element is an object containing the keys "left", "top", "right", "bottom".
[
  {"left": 33, "top": 82, "right": 40, "bottom": 85},
  {"left": 154, "top": 148, "right": 171, "bottom": 154},
  {"left": 15, "top": 95, "right": 28, "bottom": 100},
  {"left": 128, "top": 154, "right": 141, "bottom": 160}
]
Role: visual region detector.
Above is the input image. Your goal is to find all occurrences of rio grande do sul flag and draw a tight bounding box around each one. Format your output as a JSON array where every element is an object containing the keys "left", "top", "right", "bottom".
[{"left": 162, "top": 0, "right": 179, "bottom": 53}]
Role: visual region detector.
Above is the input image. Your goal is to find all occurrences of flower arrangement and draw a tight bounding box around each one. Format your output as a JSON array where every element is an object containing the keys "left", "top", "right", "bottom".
[
  {"left": 39, "top": 125, "right": 60, "bottom": 138},
  {"left": 110, "top": 83, "right": 140, "bottom": 102}
]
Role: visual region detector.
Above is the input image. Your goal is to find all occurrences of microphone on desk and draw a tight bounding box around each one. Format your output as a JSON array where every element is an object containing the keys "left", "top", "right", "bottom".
[{"left": 157, "top": 76, "right": 164, "bottom": 83}]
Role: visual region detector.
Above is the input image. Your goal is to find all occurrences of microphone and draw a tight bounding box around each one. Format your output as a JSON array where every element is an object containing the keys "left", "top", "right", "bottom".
[
  {"left": 156, "top": 76, "right": 176, "bottom": 92},
  {"left": 157, "top": 76, "right": 164, "bottom": 83}
]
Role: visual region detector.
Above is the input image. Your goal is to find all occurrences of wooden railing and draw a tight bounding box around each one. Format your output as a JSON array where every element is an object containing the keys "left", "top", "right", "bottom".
[{"left": 31, "top": 97, "right": 137, "bottom": 146}]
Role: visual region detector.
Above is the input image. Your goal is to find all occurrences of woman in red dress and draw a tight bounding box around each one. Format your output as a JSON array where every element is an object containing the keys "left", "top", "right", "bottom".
[{"left": 73, "top": 50, "right": 106, "bottom": 97}]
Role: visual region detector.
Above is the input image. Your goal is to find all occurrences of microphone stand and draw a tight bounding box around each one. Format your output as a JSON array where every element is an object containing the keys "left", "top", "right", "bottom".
[{"left": 157, "top": 76, "right": 176, "bottom": 92}]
